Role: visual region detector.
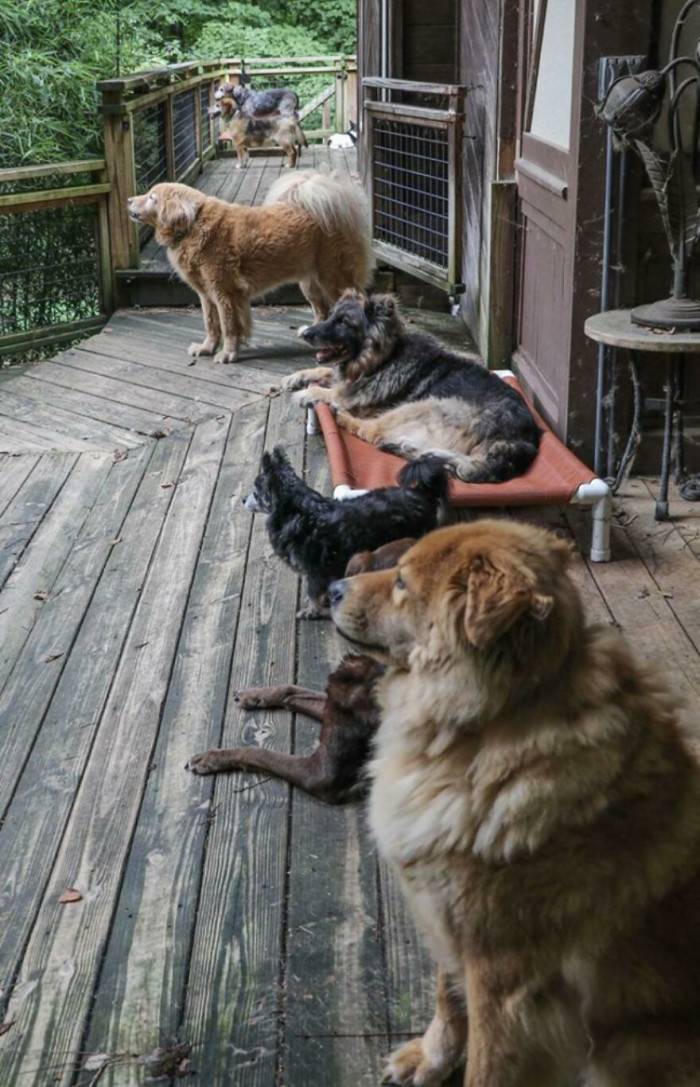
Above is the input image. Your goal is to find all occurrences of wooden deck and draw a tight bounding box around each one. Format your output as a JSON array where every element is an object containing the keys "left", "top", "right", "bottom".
[{"left": 1, "top": 159, "right": 700, "bottom": 1085}]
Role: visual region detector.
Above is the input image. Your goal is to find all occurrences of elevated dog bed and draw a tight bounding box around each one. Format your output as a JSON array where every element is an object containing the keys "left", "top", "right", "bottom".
[{"left": 307, "top": 372, "right": 612, "bottom": 561}]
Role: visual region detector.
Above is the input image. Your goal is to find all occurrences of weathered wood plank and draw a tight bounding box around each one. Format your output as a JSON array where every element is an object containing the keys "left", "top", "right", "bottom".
[
  {"left": 283, "top": 431, "right": 387, "bottom": 1087},
  {"left": 0, "top": 452, "right": 76, "bottom": 591},
  {"left": 178, "top": 391, "right": 303, "bottom": 1086},
  {"left": 0, "top": 452, "right": 114, "bottom": 698},
  {"left": 0, "top": 388, "right": 144, "bottom": 451},
  {"left": 10, "top": 372, "right": 182, "bottom": 439},
  {"left": 31, "top": 356, "right": 212, "bottom": 423},
  {"left": 563, "top": 507, "right": 700, "bottom": 709},
  {"left": 59, "top": 345, "right": 261, "bottom": 412},
  {"left": 78, "top": 330, "right": 279, "bottom": 398},
  {"left": 0, "top": 412, "right": 99, "bottom": 454},
  {"left": 0, "top": 454, "right": 40, "bottom": 518},
  {"left": 0, "top": 417, "right": 229, "bottom": 1085},
  {"left": 0, "top": 433, "right": 191, "bottom": 1016},
  {"left": 76, "top": 401, "right": 268, "bottom": 1087}
]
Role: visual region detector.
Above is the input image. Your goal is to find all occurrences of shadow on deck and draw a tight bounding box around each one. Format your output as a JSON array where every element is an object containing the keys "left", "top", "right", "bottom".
[{"left": 1, "top": 254, "right": 700, "bottom": 1084}]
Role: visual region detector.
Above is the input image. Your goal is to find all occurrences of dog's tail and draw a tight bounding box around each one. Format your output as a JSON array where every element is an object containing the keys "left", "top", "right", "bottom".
[
  {"left": 265, "top": 167, "right": 372, "bottom": 286},
  {"left": 397, "top": 455, "right": 450, "bottom": 502}
]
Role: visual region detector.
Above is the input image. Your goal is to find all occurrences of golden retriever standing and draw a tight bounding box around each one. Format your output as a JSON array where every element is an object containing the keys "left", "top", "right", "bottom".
[
  {"left": 329, "top": 521, "right": 700, "bottom": 1087},
  {"left": 126, "top": 171, "right": 371, "bottom": 364}
]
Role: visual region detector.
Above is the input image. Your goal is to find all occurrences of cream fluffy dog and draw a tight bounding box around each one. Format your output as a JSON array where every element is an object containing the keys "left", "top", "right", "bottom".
[
  {"left": 126, "top": 171, "right": 371, "bottom": 364},
  {"left": 330, "top": 521, "right": 700, "bottom": 1087}
]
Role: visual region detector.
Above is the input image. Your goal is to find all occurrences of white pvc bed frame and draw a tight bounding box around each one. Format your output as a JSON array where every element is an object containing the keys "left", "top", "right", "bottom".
[{"left": 306, "top": 371, "right": 612, "bottom": 563}]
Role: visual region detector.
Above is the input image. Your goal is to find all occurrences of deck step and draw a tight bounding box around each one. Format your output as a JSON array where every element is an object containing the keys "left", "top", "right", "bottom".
[{"left": 115, "top": 268, "right": 306, "bottom": 308}]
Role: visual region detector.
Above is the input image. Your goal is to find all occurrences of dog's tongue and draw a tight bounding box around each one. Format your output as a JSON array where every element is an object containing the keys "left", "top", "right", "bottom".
[{"left": 316, "top": 348, "right": 335, "bottom": 362}]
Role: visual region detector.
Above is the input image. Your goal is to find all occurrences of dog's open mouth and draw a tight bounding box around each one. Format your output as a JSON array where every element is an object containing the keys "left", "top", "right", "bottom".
[{"left": 314, "top": 345, "right": 348, "bottom": 364}]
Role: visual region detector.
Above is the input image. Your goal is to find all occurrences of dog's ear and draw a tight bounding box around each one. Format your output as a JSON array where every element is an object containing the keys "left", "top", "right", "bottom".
[
  {"left": 457, "top": 556, "right": 553, "bottom": 649},
  {"left": 261, "top": 451, "right": 274, "bottom": 473},
  {"left": 365, "top": 293, "right": 397, "bottom": 323},
  {"left": 156, "top": 188, "right": 200, "bottom": 242}
]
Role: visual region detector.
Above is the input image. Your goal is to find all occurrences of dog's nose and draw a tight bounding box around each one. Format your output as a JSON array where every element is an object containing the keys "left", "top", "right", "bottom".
[{"left": 328, "top": 579, "right": 348, "bottom": 608}]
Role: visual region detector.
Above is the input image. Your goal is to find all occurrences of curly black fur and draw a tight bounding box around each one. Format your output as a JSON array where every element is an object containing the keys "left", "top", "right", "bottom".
[
  {"left": 300, "top": 291, "right": 542, "bottom": 484},
  {"left": 244, "top": 446, "right": 449, "bottom": 616}
]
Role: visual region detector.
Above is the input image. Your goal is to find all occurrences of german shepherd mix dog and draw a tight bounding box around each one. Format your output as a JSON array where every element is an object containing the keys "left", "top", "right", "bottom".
[
  {"left": 330, "top": 521, "right": 700, "bottom": 1087},
  {"left": 286, "top": 290, "right": 540, "bottom": 483},
  {"left": 209, "top": 97, "right": 307, "bottom": 167},
  {"left": 186, "top": 539, "right": 415, "bottom": 802},
  {"left": 243, "top": 446, "right": 447, "bottom": 617},
  {"left": 126, "top": 172, "right": 371, "bottom": 364}
]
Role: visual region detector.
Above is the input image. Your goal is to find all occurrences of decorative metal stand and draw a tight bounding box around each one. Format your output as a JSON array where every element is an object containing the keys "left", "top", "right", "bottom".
[{"left": 598, "top": 0, "right": 700, "bottom": 330}]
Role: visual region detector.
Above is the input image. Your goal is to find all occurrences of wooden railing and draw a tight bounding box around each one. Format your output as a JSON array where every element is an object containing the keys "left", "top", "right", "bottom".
[
  {"left": 0, "top": 56, "right": 358, "bottom": 360},
  {"left": 98, "top": 55, "right": 357, "bottom": 290},
  {"left": 362, "top": 78, "right": 466, "bottom": 298},
  {"left": 0, "top": 161, "right": 113, "bottom": 359}
]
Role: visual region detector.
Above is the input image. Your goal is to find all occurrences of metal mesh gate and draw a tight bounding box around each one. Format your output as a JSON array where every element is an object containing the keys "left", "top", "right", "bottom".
[{"left": 363, "top": 78, "right": 466, "bottom": 294}]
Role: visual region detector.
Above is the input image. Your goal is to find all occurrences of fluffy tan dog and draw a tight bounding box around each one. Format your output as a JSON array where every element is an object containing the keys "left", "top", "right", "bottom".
[
  {"left": 126, "top": 171, "right": 371, "bottom": 363},
  {"left": 330, "top": 521, "right": 700, "bottom": 1087}
]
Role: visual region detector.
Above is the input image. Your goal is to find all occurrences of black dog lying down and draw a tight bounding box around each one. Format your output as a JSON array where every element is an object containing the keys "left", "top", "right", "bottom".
[
  {"left": 243, "top": 445, "right": 448, "bottom": 617},
  {"left": 187, "top": 539, "right": 414, "bottom": 802},
  {"left": 286, "top": 290, "right": 541, "bottom": 484}
]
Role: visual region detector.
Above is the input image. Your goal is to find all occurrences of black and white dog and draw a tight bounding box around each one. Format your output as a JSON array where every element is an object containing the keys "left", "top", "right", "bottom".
[
  {"left": 244, "top": 446, "right": 449, "bottom": 617},
  {"left": 284, "top": 290, "right": 541, "bottom": 484},
  {"left": 215, "top": 81, "right": 299, "bottom": 118}
]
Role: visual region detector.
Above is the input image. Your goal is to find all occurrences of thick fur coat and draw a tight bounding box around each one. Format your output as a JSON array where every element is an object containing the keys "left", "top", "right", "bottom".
[
  {"left": 330, "top": 521, "right": 700, "bottom": 1087},
  {"left": 244, "top": 446, "right": 448, "bottom": 616},
  {"left": 215, "top": 81, "right": 300, "bottom": 118},
  {"left": 210, "top": 97, "right": 307, "bottom": 167},
  {"left": 126, "top": 172, "right": 371, "bottom": 363},
  {"left": 286, "top": 290, "right": 540, "bottom": 483}
]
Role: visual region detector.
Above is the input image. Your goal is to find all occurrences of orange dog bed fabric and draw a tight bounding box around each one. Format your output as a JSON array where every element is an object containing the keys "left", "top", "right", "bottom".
[{"left": 313, "top": 377, "right": 597, "bottom": 507}]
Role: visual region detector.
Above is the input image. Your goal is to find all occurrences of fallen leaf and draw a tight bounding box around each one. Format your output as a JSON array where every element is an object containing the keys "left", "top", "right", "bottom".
[
  {"left": 59, "top": 888, "right": 83, "bottom": 904},
  {"left": 160, "top": 482, "right": 173, "bottom": 489},
  {"left": 109, "top": 537, "right": 122, "bottom": 546},
  {"left": 44, "top": 652, "right": 64, "bottom": 663},
  {"left": 113, "top": 449, "right": 128, "bottom": 462},
  {"left": 33, "top": 590, "right": 50, "bottom": 602},
  {"left": 150, "top": 429, "right": 170, "bottom": 439},
  {"left": 0, "top": 1021, "right": 15, "bottom": 1036},
  {"left": 661, "top": 589, "right": 674, "bottom": 598}
]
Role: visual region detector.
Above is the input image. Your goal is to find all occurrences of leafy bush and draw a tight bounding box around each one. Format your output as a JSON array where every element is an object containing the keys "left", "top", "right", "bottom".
[{"left": 0, "top": 0, "right": 356, "bottom": 168}]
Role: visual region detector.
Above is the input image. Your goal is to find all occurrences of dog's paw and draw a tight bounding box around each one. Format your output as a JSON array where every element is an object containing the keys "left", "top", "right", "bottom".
[
  {"left": 296, "top": 603, "right": 331, "bottom": 620},
  {"left": 188, "top": 341, "right": 215, "bottom": 358},
  {"left": 282, "top": 371, "right": 310, "bottom": 392},
  {"left": 381, "top": 1039, "right": 453, "bottom": 1087},
  {"left": 187, "top": 749, "right": 228, "bottom": 775},
  {"left": 293, "top": 387, "right": 334, "bottom": 408},
  {"left": 215, "top": 349, "right": 238, "bottom": 365},
  {"left": 235, "top": 687, "right": 271, "bottom": 709}
]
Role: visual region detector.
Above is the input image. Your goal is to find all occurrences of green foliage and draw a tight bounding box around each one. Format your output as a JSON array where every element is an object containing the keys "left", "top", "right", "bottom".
[{"left": 0, "top": 0, "right": 356, "bottom": 168}]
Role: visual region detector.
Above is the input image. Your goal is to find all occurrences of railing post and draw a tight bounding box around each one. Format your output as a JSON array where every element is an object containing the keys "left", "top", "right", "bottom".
[
  {"left": 94, "top": 164, "right": 115, "bottom": 315},
  {"left": 346, "top": 59, "right": 358, "bottom": 126},
  {"left": 101, "top": 87, "right": 139, "bottom": 296},
  {"left": 164, "top": 88, "right": 176, "bottom": 180},
  {"left": 194, "top": 78, "right": 203, "bottom": 172},
  {"left": 334, "top": 55, "right": 346, "bottom": 134}
]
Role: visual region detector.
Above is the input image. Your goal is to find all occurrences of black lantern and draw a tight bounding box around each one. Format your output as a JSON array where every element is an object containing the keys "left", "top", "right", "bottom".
[{"left": 597, "top": 0, "right": 700, "bottom": 330}]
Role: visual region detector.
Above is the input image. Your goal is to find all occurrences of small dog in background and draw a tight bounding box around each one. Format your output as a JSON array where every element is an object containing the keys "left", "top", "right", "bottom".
[
  {"left": 215, "top": 81, "right": 300, "bottom": 118},
  {"left": 210, "top": 97, "right": 307, "bottom": 167},
  {"left": 243, "top": 445, "right": 448, "bottom": 616},
  {"left": 328, "top": 121, "right": 358, "bottom": 149},
  {"left": 186, "top": 538, "right": 414, "bottom": 802},
  {"left": 287, "top": 290, "right": 541, "bottom": 483}
]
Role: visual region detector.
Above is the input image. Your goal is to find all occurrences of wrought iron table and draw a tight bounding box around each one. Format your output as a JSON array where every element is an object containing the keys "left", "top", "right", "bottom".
[{"left": 585, "top": 309, "right": 700, "bottom": 520}]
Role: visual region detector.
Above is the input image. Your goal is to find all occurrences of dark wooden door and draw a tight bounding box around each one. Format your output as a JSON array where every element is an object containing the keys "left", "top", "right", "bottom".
[{"left": 513, "top": 0, "right": 585, "bottom": 435}]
